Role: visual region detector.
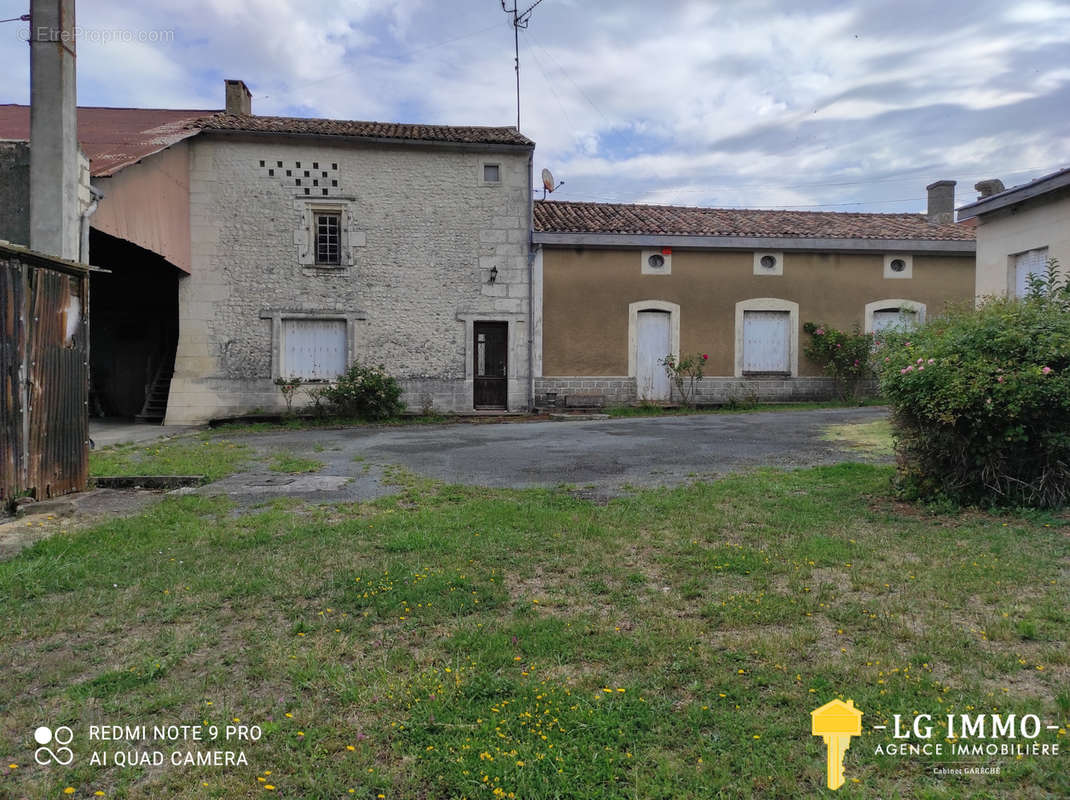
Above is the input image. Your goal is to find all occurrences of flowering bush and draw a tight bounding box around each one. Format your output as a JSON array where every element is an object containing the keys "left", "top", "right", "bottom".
[
  {"left": 274, "top": 376, "right": 303, "bottom": 412},
  {"left": 320, "top": 363, "right": 405, "bottom": 420},
  {"left": 802, "top": 322, "right": 874, "bottom": 400},
  {"left": 659, "top": 352, "right": 708, "bottom": 407},
  {"left": 876, "top": 282, "right": 1070, "bottom": 507}
]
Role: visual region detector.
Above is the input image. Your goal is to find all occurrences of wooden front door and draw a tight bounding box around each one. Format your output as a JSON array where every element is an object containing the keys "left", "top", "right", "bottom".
[{"left": 474, "top": 321, "right": 508, "bottom": 409}]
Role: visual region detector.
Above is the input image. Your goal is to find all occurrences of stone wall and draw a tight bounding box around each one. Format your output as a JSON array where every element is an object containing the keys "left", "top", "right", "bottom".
[
  {"left": 535, "top": 375, "right": 876, "bottom": 408},
  {"left": 166, "top": 136, "right": 532, "bottom": 423}
]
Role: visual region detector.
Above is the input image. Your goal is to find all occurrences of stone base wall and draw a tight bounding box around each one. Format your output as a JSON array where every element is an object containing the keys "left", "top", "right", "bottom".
[
  {"left": 535, "top": 377, "right": 637, "bottom": 408},
  {"left": 534, "top": 376, "right": 877, "bottom": 409}
]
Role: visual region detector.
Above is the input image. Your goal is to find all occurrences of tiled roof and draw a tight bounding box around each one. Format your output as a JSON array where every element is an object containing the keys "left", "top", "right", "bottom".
[
  {"left": 197, "top": 114, "right": 533, "bottom": 147},
  {"left": 0, "top": 106, "right": 531, "bottom": 178},
  {"left": 0, "top": 105, "right": 216, "bottom": 176},
  {"left": 534, "top": 200, "right": 976, "bottom": 241}
]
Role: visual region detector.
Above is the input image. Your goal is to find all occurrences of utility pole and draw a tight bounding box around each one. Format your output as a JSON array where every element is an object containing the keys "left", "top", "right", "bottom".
[{"left": 501, "top": 0, "right": 544, "bottom": 131}]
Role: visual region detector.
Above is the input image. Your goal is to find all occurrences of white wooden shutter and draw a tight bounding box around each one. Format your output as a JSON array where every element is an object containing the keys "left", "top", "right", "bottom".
[
  {"left": 1014, "top": 248, "right": 1048, "bottom": 297},
  {"left": 872, "top": 308, "right": 917, "bottom": 333},
  {"left": 281, "top": 319, "right": 347, "bottom": 380},
  {"left": 742, "top": 310, "right": 790, "bottom": 373}
]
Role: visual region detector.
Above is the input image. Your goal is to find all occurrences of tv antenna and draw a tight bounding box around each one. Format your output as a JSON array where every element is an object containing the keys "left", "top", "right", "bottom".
[
  {"left": 501, "top": 0, "right": 545, "bottom": 131},
  {"left": 540, "top": 168, "right": 564, "bottom": 199}
]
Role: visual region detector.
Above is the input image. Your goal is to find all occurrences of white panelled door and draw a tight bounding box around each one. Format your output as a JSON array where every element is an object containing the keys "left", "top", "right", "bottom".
[
  {"left": 281, "top": 319, "right": 347, "bottom": 380},
  {"left": 636, "top": 310, "right": 671, "bottom": 401},
  {"left": 742, "top": 310, "right": 790, "bottom": 373}
]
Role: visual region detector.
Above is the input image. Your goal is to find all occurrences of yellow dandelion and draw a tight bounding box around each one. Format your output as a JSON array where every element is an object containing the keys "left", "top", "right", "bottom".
[{"left": 346, "top": 745, "right": 355, "bottom": 751}]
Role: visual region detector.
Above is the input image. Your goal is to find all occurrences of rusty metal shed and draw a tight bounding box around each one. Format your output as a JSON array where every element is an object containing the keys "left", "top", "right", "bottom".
[{"left": 1, "top": 240, "right": 89, "bottom": 504}]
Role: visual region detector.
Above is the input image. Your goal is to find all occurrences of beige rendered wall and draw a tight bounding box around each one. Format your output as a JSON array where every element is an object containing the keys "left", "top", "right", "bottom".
[
  {"left": 974, "top": 193, "right": 1070, "bottom": 299},
  {"left": 541, "top": 248, "right": 974, "bottom": 377},
  {"left": 91, "top": 141, "right": 191, "bottom": 273}
]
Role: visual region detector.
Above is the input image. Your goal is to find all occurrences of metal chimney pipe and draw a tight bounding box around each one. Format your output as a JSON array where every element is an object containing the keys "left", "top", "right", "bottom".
[{"left": 29, "top": 0, "right": 79, "bottom": 260}]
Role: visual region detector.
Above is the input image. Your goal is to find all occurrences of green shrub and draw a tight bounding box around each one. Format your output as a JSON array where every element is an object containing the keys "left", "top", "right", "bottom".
[
  {"left": 876, "top": 268, "right": 1070, "bottom": 507},
  {"left": 320, "top": 363, "right": 405, "bottom": 420},
  {"left": 802, "top": 322, "right": 874, "bottom": 400}
]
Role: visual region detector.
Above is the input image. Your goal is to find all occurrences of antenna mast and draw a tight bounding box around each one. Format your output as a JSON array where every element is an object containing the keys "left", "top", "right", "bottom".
[{"left": 501, "top": 0, "right": 545, "bottom": 131}]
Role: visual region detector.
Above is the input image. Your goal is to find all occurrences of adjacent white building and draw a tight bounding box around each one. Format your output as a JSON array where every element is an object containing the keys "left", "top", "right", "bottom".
[{"left": 958, "top": 166, "right": 1070, "bottom": 300}]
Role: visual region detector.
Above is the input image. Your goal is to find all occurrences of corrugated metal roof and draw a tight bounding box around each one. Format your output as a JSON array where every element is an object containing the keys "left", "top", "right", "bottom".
[{"left": 0, "top": 105, "right": 216, "bottom": 176}]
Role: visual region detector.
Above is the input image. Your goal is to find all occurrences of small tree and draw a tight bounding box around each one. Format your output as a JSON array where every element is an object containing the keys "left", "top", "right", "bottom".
[
  {"left": 802, "top": 322, "right": 874, "bottom": 401},
  {"left": 274, "top": 376, "right": 303, "bottom": 413},
  {"left": 660, "top": 352, "right": 708, "bottom": 408}
]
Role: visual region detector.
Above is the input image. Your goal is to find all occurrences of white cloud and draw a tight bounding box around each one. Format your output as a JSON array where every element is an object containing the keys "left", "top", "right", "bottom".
[{"left": 2, "top": 0, "right": 1068, "bottom": 212}]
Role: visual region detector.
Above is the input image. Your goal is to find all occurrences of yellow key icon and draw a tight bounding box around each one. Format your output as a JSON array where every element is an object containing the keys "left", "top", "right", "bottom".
[{"left": 811, "top": 699, "right": 862, "bottom": 790}]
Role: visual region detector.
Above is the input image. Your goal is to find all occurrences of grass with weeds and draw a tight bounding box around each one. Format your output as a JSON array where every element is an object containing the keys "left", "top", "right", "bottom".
[
  {"left": 1, "top": 465, "right": 1066, "bottom": 799},
  {"left": 821, "top": 419, "right": 895, "bottom": 458},
  {"left": 268, "top": 452, "right": 326, "bottom": 474},
  {"left": 89, "top": 435, "right": 252, "bottom": 481}
]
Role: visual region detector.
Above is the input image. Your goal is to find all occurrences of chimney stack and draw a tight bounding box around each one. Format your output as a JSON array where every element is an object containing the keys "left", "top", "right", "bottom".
[
  {"left": 974, "top": 179, "right": 1005, "bottom": 199},
  {"left": 29, "top": 0, "right": 80, "bottom": 260},
  {"left": 926, "top": 180, "right": 956, "bottom": 225},
  {"left": 225, "top": 79, "right": 252, "bottom": 115}
]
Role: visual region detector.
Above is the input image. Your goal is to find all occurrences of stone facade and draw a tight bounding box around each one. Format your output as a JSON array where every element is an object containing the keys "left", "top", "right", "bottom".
[{"left": 166, "top": 135, "right": 533, "bottom": 423}]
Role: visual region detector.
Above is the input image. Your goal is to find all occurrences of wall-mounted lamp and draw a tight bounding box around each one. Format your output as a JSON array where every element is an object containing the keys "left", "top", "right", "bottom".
[{"left": 488, "top": 266, "right": 498, "bottom": 284}]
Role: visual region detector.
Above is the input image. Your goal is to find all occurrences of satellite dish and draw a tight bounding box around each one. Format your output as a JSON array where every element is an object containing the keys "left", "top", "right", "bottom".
[{"left": 541, "top": 168, "right": 555, "bottom": 193}]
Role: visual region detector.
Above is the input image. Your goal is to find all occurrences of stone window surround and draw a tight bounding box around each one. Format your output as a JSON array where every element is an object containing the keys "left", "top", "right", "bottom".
[
  {"left": 753, "top": 251, "right": 784, "bottom": 276},
  {"left": 479, "top": 159, "right": 503, "bottom": 187},
  {"left": 260, "top": 309, "right": 367, "bottom": 380},
  {"left": 734, "top": 297, "right": 799, "bottom": 377},
  {"left": 640, "top": 249, "right": 672, "bottom": 275},
  {"left": 883, "top": 253, "right": 914, "bottom": 279},
  {"left": 626, "top": 300, "right": 681, "bottom": 378},
  {"left": 295, "top": 196, "right": 366, "bottom": 268},
  {"left": 863, "top": 299, "right": 926, "bottom": 333}
]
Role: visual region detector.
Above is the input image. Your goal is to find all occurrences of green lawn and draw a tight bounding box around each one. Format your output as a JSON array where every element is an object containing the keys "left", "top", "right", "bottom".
[{"left": 1, "top": 465, "right": 1066, "bottom": 798}]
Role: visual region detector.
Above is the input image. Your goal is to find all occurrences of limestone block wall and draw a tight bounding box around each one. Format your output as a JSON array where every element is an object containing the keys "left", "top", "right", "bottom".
[{"left": 166, "top": 135, "right": 532, "bottom": 423}]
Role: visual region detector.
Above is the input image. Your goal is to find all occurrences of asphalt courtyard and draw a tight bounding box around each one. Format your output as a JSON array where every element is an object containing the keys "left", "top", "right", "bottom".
[{"left": 204, "top": 406, "right": 891, "bottom": 505}]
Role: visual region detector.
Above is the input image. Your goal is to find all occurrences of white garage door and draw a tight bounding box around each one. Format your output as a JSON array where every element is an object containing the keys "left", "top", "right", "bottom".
[
  {"left": 743, "top": 310, "right": 790, "bottom": 373},
  {"left": 281, "top": 319, "right": 347, "bottom": 380}
]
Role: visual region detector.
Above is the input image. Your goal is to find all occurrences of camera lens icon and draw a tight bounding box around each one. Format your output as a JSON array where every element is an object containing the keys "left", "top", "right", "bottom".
[{"left": 34, "top": 725, "right": 74, "bottom": 765}]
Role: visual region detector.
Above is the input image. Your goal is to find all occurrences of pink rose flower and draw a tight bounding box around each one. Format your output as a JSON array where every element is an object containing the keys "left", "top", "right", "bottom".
[
  {"left": 928, "top": 358, "right": 935, "bottom": 364},
  {"left": 1041, "top": 366, "right": 1052, "bottom": 374},
  {"left": 997, "top": 376, "right": 1004, "bottom": 383}
]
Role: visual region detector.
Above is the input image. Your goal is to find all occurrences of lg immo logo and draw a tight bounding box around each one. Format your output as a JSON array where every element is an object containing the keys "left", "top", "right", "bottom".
[
  {"left": 33, "top": 725, "right": 74, "bottom": 765},
  {"left": 811, "top": 699, "right": 863, "bottom": 790}
]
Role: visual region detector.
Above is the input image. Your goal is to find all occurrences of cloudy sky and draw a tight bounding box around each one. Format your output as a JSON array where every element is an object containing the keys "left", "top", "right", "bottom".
[{"left": 3, "top": 0, "right": 1069, "bottom": 212}]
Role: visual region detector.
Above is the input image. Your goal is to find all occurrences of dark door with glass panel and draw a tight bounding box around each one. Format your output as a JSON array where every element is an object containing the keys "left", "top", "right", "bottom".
[{"left": 474, "top": 322, "right": 508, "bottom": 409}]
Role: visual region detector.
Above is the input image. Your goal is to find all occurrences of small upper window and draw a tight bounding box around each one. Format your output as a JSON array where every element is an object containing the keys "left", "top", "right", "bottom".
[
  {"left": 483, "top": 163, "right": 501, "bottom": 183},
  {"left": 647, "top": 254, "right": 665, "bottom": 269},
  {"left": 315, "top": 212, "right": 341, "bottom": 266}
]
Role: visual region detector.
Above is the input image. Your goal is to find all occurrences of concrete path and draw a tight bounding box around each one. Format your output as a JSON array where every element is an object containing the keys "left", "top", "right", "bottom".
[
  {"left": 203, "top": 406, "right": 890, "bottom": 506},
  {"left": 89, "top": 419, "right": 199, "bottom": 448}
]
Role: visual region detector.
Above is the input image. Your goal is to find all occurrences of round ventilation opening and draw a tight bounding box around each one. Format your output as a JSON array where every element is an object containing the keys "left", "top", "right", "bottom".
[
  {"left": 890, "top": 258, "right": 907, "bottom": 272},
  {"left": 647, "top": 254, "right": 665, "bottom": 269},
  {"left": 760, "top": 254, "right": 777, "bottom": 269}
]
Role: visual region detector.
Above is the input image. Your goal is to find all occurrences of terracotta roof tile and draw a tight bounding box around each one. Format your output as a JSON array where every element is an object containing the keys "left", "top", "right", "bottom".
[
  {"left": 197, "top": 114, "right": 533, "bottom": 147},
  {"left": 534, "top": 199, "right": 975, "bottom": 241},
  {"left": 0, "top": 105, "right": 216, "bottom": 176}
]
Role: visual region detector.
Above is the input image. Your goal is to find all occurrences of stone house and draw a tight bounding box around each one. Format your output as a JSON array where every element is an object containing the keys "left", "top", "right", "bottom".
[
  {"left": 957, "top": 166, "right": 1070, "bottom": 300},
  {"left": 532, "top": 183, "right": 976, "bottom": 406},
  {"left": 1, "top": 81, "right": 536, "bottom": 423}
]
